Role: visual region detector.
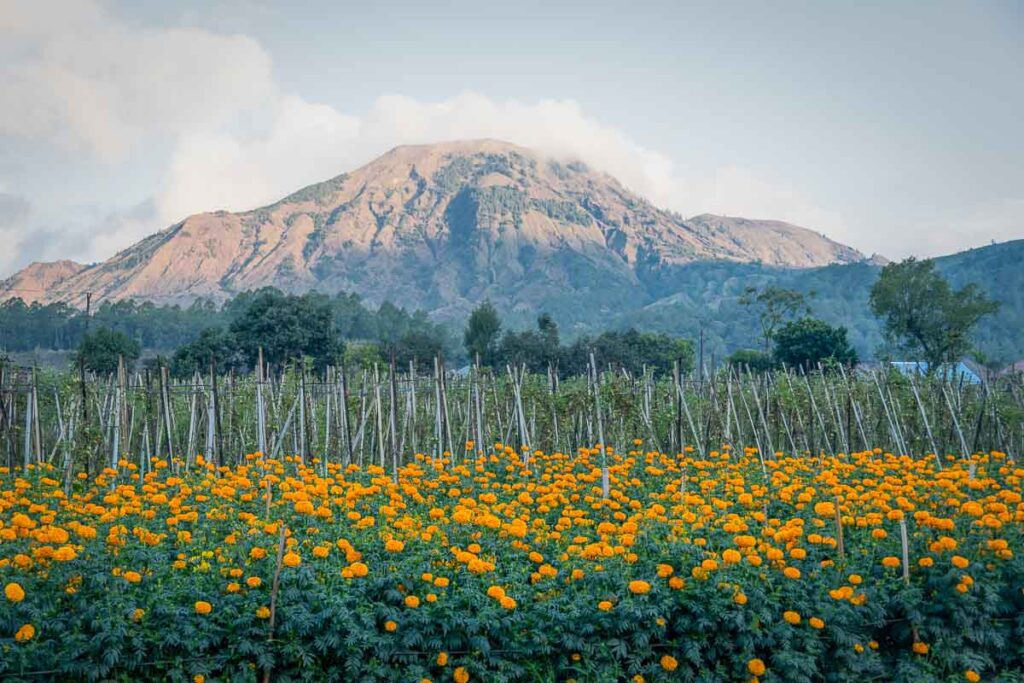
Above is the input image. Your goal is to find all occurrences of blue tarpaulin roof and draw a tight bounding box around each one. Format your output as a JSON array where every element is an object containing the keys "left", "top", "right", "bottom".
[{"left": 889, "top": 361, "right": 983, "bottom": 384}]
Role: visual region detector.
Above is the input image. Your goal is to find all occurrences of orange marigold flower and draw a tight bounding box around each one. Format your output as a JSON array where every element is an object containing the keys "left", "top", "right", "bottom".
[
  {"left": 5, "top": 582, "right": 25, "bottom": 603},
  {"left": 881, "top": 556, "right": 901, "bottom": 568},
  {"left": 809, "top": 617, "right": 825, "bottom": 629},
  {"left": 748, "top": 658, "right": 766, "bottom": 676},
  {"left": 951, "top": 555, "right": 970, "bottom": 569},
  {"left": 282, "top": 551, "right": 301, "bottom": 568},
  {"left": 194, "top": 601, "right": 212, "bottom": 615},
  {"left": 912, "top": 642, "right": 929, "bottom": 655},
  {"left": 384, "top": 620, "right": 397, "bottom": 632},
  {"left": 628, "top": 580, "right": 651, "bottom": 595},
  {"left": 783, "top": 610, "right": 801, "bottom": 625},
  {"left": 453, "top": 666, "right": 470, "bottom": 683},
  {"left": 437, "top": 651, "right": 449, "bottom": 666},
  {"left": 598, "top": 600, "right": 613, "bottom": 611},
  {"left": 660, "top": 655, "right": 678, "bottom": 672},
  {"left": 405, "top": 595, "right": 421, "bottom": 608},
  {"left": 15, "top": 623, "right": 35, "bottom": 643}
]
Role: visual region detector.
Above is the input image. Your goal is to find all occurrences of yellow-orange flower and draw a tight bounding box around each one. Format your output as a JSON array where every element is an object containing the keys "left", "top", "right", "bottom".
[
  {"left": 628, "top": 580, "right": 651, "bottom": 595},
  {"left": 194, "top": 601, "right": 212, "bottom": 615},
  {"left": 748, "top": 658, "right": 766, "bottom": 676},
  {"left": 5, "top": 582, "right": 25, "bottom": 603}
]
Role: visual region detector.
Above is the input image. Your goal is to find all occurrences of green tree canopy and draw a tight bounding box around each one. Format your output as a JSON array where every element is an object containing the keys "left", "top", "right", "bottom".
[
  {"left": 74, "top": 328, "right": 140, "bottom": 375},
  {"left": 463, "top": 301, "right": 502, "bottom": 366},
  {"left": 228, "top": 288, "right": 344, "bottom": 370},
  {"left": 171, "top": 327, "right": 245, "bottom": 377},
  {"left": 773, "top": 317, "right": 857, "bottom": 371},
  {"left": 727, "top": 348, "right": 777, "bottom": 373},
  {"left": 869, "top": 257, "right": 999, "bottom": 367}
]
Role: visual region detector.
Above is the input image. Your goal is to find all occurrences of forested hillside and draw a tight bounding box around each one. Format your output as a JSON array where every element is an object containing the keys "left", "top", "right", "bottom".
[{"left": 623, "top": 239, "right": 1024, "bottom": 365}]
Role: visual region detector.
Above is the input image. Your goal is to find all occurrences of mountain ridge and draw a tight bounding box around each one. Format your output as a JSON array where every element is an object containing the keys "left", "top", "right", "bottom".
[{"left": 2, "top": 139, "right": 869, "bottom": 315}]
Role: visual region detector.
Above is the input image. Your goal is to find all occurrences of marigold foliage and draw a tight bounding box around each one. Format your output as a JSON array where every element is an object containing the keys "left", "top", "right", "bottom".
[{"left": 0, "top": 447, "right": 1022, "bottom": 680}]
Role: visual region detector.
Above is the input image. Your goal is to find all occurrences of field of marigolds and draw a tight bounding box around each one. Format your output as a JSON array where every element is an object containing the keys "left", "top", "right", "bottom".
[{"left": 1, "top": 444, "right": 1023, "bottom": 682}]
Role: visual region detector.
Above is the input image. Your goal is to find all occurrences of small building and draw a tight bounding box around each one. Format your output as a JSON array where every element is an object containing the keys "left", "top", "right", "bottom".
[{"left": 888, "top": 360, "right": 984, "bottom": 385}]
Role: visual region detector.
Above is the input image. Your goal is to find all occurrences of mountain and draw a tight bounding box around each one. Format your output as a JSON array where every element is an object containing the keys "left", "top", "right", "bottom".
[
  {"left": 2, "top": 260, "right": 88, "bottom": 302},
  {"left": 1, "top": 139, "right": 866, "bottom": 319}
]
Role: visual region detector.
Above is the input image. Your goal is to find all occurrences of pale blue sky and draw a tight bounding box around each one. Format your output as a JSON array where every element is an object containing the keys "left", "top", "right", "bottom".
[{"left": 1, "top": 0, "right": 1021, "bottom": 275}]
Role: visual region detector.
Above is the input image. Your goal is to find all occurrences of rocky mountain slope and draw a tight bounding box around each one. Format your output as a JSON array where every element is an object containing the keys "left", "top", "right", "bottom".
[{"left": 1, "top": 139, "right": 867, "bottom": 319}]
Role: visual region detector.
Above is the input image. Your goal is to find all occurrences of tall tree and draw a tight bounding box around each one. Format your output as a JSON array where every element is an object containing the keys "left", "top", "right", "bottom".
[
  {"left": 869, "top": 258, "right": 998, "bottom": 368},
  {"left": 739, "top": 285, "right": 812, "bottom": 350},
  {"left": 463, "top": 301, "right": 502, "bottom": 366}
]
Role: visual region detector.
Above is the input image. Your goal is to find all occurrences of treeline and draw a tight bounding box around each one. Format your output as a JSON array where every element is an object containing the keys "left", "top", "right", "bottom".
[
  {"left": 36, "top": 288, "right": 696, "bottom": 379},
  {"left": 463, "top": 304, "right": 695, "bottom": 377},
  {"left": 0, "top": 298, "right": 221, "bottom": 351},
  {"left": 0, "top": 289, "right": 457, "bottom": 374},
  {"left": 2, "top": 256, "right": 1002, "bottom": 380}
]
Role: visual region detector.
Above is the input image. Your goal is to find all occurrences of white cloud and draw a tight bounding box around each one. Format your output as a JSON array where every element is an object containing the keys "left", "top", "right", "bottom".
[
  {"left": 0, "top": 192, "right": 32, "bottom": 274},
  {"left": 0, "top": 0, "right": 275, "bottom": 161},
  {"left": 158, "top": 91, "right": 847, "bottom": 241}
]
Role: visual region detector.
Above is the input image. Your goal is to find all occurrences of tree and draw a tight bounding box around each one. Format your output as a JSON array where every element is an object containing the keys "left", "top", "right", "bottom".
[
  {"left": 74, "top": 328, "right": 140, "bottom": 375},
  {"left": 391, "top": 329, "right": 447, "bottom": 372},
  {"left": 228, "top": 288, "right": 344, "bottom": 370},
  {"left": 463, "top": 301, "right": 502, "bottom": 366},
  {"left": 739, "top": 286, "right": 812, "bottom": 351},
  {"left": 562, "top": 329, "right": 693, "bottom": 377},
  {"left": 497, "top": 313, "right": 562, "bottom": 373},
  {"left": 536, "top": 313, "right": 560, "bottom": 368},
  {"left": 727, "top": 349, "right": 777, "bottom": 373},
  {"left": 869, "top": 258, "right": 999, "bottom": 368},
  {"left": 171, "top": 327, "right": 245, "bottom": 377},
  {"left": 773, "top": 317, "right": 857, "bottom": 371}
]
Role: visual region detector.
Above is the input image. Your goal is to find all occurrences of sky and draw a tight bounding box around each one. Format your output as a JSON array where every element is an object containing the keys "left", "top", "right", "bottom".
[{"left": 0, "top": 0, "right": 1021, "bottom": 277}]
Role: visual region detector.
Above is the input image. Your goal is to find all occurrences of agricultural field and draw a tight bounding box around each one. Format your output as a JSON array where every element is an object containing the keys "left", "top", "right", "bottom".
[{"left": 1, "top": 442, "right": 1022, "bottom": 681}]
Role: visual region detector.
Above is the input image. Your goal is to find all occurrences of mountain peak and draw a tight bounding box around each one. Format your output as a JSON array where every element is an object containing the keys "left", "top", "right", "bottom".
[{"left": 1, "top": 140, "right": 865, "bottom": 313}]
